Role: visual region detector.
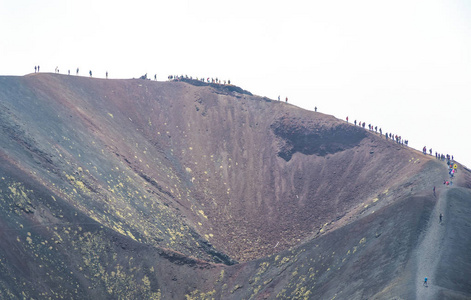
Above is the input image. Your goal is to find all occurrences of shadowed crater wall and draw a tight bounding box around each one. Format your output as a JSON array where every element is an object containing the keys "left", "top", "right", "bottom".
[{"left": 271, "top": 116, "right": 367, "bottom": 161}]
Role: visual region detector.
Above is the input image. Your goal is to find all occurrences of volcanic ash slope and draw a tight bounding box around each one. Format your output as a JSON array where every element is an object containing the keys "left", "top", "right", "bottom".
[{"left": 0, "top": 74, "right": 469, "bottom": 299}]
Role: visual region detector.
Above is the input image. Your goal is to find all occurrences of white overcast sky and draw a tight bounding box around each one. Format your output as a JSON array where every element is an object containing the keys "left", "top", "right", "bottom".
[{"left": 1, "top": 0, "right": 470, "bottom": 168}]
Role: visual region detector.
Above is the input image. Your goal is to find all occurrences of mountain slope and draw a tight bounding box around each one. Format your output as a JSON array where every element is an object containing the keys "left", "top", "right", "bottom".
[{"left": 0, "top": 73, "right": 470, "bottom": 299}]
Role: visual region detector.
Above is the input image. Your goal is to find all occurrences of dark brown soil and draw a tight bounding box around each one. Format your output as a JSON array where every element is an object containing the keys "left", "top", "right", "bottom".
[{"left": 0, "top": 73, "right": 469, "bottom": 299}]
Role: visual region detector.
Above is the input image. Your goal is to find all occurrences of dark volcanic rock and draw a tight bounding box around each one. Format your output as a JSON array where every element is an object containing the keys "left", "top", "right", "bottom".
[{"left": 0, "top": 73, "right": 470, "bottom": 299}]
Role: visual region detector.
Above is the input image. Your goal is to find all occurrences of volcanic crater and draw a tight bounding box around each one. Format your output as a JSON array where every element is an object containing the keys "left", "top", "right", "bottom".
[{"left": 0, "top": 73, "right": 470, "bottom": 299}]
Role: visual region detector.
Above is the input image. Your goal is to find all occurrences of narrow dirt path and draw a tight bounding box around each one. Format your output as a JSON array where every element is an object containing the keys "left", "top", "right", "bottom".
[{"left": 416, "top": 188, "right": 447, "bottom": 299}]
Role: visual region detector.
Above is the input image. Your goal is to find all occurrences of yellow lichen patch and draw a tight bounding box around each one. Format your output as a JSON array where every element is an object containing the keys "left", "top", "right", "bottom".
[
  {"left": 217, "top": 269, "right": 224, "bottom": 282},
  {"left": 142, "top": 275, "right": 151, "bottom": 288},
  {"left": 359, "top": 237, "right": 366, "bottom": 244},
  {"left": 186, "top": 167, "right": 192, "bottom": 173},
  {"left": 373, "top": 197, "right": 378, "bottom": 203},
  {"left": 198, "top": 210, "right": 208, "bottom": 219},
  {"left": 108, "top": 113, "right": 114, "bottom": 118}
]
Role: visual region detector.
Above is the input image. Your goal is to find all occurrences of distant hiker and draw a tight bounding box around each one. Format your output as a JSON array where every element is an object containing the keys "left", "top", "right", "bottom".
[
  {"left": 424, "top": 277, "right": 428, "bottom": 287},
  {"left": 423, "top": 146, "right": 427, "bottom": 154},
  {"left": 68, "top": 70, "right": 70, "bottom": 75},
  {"left": 55, "top": 66, "right": 58, "bottom": 73},
  {"left": 76, "top": 68, "right": 79, "bottom": 75},
  {"left": 154, "top": 74, "right": 157, "bottom": 80},
  {"left": 89, "top": 70, "right": 92, "bottom": 77},
  {"left": 228, "top": 79, "right": 231, "bottom": 84},
  {"left": 439, "top": 213, "right": 442, "bottom": 223},
  {"left": 346, "top": 116, "right": 349, "bottom": 123},
  {"left": 278, "top": 95, "right": 280, "bottom": 101},
  {"left": 285, "top": 97, "right": 288, "bottom": 103},
  {"left": 429, "top": 148, "right": 432, "bottom": 155},
  {"left": 379, "top": 128, "right": 382, "bottom": 136},
  {"left": 354, "top": 120, "right": 357, "bottom": 126},
  {"left": 34, "top": 66, "right": 37, "bottom": 73},
  {"left": 106, "top": 71, "right": 108, "bottom": 79},
  {"left": 362, "top": 122, "right": 365, "bottom": 128},
  {"left": 38, "top": 66, "right": 40, "bottom": 72},
  {"left": 433, "top": 186, "right": 436, "bottom": 196},
  {"left": 315, "top": 106, "right": 317, "bottom": 112}
]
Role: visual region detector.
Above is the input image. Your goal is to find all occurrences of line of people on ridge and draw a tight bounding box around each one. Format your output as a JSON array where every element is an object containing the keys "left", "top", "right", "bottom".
[
  {"left": 346, "top": 117, "right": 409, "bottom": 146},
  {"left": 345, "top": 116, "right": 455, "bottom": 166},
  {"left": 168, "top": 75, "right": 231, "bottom": 85},
  {"left": 34, "top": 65, "right": 108, "bottom": 79}
]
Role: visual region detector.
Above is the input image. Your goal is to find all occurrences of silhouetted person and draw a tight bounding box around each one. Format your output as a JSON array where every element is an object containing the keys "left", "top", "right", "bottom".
[
  {"left": 278, "top": 95, "right": 280, "bottom": 101},
  {"left": 424, "top": 277, "right": 428, "bottom": 287},
  {"left": 76, "top": 68, "right": 79, "bottom": 75},
  {"left": 439, "top": 213, "right": 442, "bottom": 223},
  {"left": 315, "top": 106, "right": 317, "bottom": 112},
  {"left": 154, "top": 74, "right": 157, "bottom": 80},
  {"left": 285, "top": 97, "right": 288, "bottom": 103},
  {"left": 106, "top": 71, "right": 108, "bottom": 79},
  {"left": 68, "top": 70, "right": 70, "bottom": 75},
  {"left": 433, "top": 186, "right": 436, "bottom": 196},
  {"left": 37, "top": 66, "right": 40, "bottom": 72},
  {"left": 346, "top": 116, "right": 349, "bottom": 123},
  {"left": 34, "top": 66, "right": 37, "bottom": 73},
  {"left": 89, "top": 70, "right": 92, "bottom": 77}
]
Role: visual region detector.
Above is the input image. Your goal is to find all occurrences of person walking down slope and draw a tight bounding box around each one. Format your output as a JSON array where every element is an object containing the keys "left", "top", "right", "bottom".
[
  {"left": 424, "top": 277, "right": 428, "bottom": 287},
  {"left": 346, "top": 116, "right": 349, "bottom": 123},
  {"left": 285, "top": 97, "right": 288, "bottom": 103},
  {"left": 89, "top": 70, "right": 92, "bottom": 77},
  {"left": 439, "top": 213, "right": 443, "bottom": 223}
]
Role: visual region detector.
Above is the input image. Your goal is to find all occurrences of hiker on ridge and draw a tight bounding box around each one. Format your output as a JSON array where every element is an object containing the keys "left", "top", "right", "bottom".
[
  {"left": 106, "top": 71, "right": 108, "bottom": 79},
  {"left": 34, "top": 66, "right": 37, "bottom": 73},
  {"left": 346, "top": 116, "right": 349, "bottom": 123},
  {"left": 76, "top": 68, "right": 79, "bottom": 75},
  {"left": 89, "top": 70, "right": 92, "bottom": 77}
]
